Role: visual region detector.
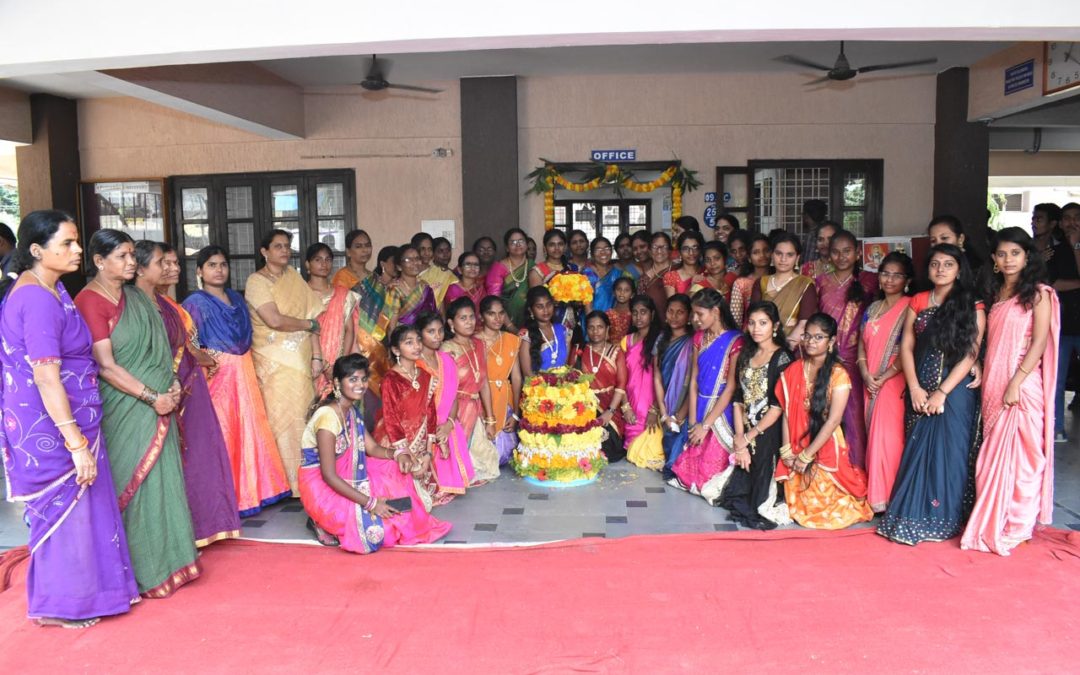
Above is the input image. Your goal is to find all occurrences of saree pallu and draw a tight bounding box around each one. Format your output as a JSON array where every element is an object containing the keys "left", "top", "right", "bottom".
[
  {"left": 1, "top": 284, "right": 139, "bottom": 620},
  {"left": 443, "top": 282, "right": 485, "bottom": 312},
  {"left": 418, "top": 265, "right": 459, "bottom": 307},
  {"left": 418, "top": 351, "right": 475, "bottom": 496},
  {"left": 246, "top": 267, "right": 321, "bottom": 495},
  {"left": 374, "top": 369, "right": 439, "bottom": 513},
  {"left": 637, "top": 270, "right": 669, "bottom": 317},
  {"left": 673, "top": 331, "right": 741, "bottom": 497},
  {"left": 315, "top": 286, "right": 359, "bottom": 397},
  {"left": 962, "top": 291, "right": 1060, "bottom": 556},
  {"left": 730, "top": 276, "right": 755, "bottom": 328},
  {"left": 299, "top": 406, "right": 451, "bottom": 553},
  {"left": 861, "top": 298, "right": 911, "bottom": 512},
  {"left": 335, "top": 270, "right": 390, "bottom": 397},
  {"left": 689, "top": 272, "right": 737, "bottom": 301},
  {"left": 382, "top": 282, "right": 437, "bottom": 333},
  {"left": 486, "top": 332, "right": 521, "bottom": 465},
  {"left": 760, "top": 275, "right": 815, "bottom": 337},
  {"left": 718, "top": 350, "right": 793, "bottom": 530},
  {"left": 878, "top": 301, "right": 981, "bottom": 545},
  {"left": 774, "top": 362, "right": 873, "bottom": 530},
  {"left": 583, "top": 344, "right": 627, "bottom": 462},
  {"left": 585, "top": 266, "right": 627, "bottom": 313},
  {"left": 101, "top": 287, "right": 200, "bottom": 596},
  {"left": 448, "top": 338, "right": 501, "bottom": 481},
  {"left": 157, "top": 295, "right": 240, "bottom": 547},
  {"left": 182, "top": 290, "right": 291, "bottom": 517},
  {"left": 622, "top": 334, "right": 663, "bottom": 470},
  {"left": 658, "top": 334, "right": 693, "bottom": 474},
  {"left": 815, "top": 272, "right": 877, "bottom": 468},
  {"left": 486, "top": 260, "right": 532, "bottom": 329}
]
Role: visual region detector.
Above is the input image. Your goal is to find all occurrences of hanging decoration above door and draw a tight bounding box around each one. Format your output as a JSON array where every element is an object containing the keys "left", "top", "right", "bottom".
[{"left": 526, "top": 159, "right": 701, "bottom": 230}]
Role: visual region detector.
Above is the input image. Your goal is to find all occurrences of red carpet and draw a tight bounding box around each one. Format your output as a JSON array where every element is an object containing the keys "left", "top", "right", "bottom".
[{"left": 2, "top": 528, "right": 1079, "bottom": 673}]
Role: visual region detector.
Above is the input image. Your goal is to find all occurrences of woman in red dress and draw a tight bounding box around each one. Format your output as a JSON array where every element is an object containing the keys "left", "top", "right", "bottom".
[
  {"left": 579, "top": 311, "right": 628, "bottom": 462},
  {"left": 663, "top": 231, "right": 704, "bottom": 297}
]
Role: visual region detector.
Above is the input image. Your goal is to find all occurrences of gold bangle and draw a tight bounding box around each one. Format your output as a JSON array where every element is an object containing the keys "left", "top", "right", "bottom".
[
  {"left": 797, "top": 451, "right": 814, "bottom": 464},
  {"left": 779, "top": 443, "right": 794, "bottom": 460},
  {"left": 1018, "top": 364, "right": 1031, "bottom": 375}
]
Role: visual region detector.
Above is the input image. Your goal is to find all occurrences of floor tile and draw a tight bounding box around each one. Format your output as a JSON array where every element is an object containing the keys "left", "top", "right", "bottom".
[
  {"left": 626, "top": 500, "right": 648, "bottom": 508},
  {"left": 474, "top": 523, "right": 498, "bottom": 532},
  {"left": 606, "top": 516, "right": 628, "bottom": 524},
  {"left": 502, "top": 507, "right": 525, "bottom": 515}
]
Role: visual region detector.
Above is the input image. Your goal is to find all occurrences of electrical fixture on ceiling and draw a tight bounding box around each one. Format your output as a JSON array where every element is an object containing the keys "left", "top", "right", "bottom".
[
  {"left": 358, "top": 54, "right": 443, "bottom": 94},
  {"left": 776, "top": 42, "right": 938, "bottom": 85}
]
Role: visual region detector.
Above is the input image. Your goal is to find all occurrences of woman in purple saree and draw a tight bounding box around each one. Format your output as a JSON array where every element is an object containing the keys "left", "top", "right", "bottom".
[
  {"left": 136, "top": 241, "right": 241, "bottom": 545},
  {"left": 0, "top": 211, "right": 138, "bottom": 627}
]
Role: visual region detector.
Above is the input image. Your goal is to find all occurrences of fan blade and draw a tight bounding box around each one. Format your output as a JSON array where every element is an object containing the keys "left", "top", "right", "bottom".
[
  {"left": 857, "top": 57, "right": 938, "bottom": 74},
  {"left": 803, "top": 75, "right": 834, "bottom": 86},
  {"left": 776, "top": 54, "right": 833, "bottom": 72},
  {"left": 385, "top": 83, "right": 444, "bottom": 94}
]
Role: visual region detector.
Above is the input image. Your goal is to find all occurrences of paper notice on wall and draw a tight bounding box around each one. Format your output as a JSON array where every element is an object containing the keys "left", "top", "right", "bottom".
[{"left": 421, "top": 220, "right": 455, "bottom": 248}]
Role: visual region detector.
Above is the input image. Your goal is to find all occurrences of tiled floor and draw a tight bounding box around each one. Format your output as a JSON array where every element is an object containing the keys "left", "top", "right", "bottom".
[{"left": 2, "top": 397, "right": 1078, "bottom": 549}]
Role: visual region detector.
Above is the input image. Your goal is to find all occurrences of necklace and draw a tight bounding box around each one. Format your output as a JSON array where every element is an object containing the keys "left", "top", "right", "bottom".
[
  {"left": 540, "top": 325, "right": 557, "bottom": 356},
  {"left": 461, "top": 340, "right": 481, "bottom": 381},
  {"left": 93, "top": 278, "right": 122, "bottom": 305},
  {"left": 484, "top": 331, "right": 505, "bottom": 366},
  {"left": 262, "top": 266, "right": 284, "bottom": 282},
  {"left": 701, "top": 329, "right": 718, "bottom": 351},
  {"left": 28, "top": 269, "right": 60, "bottom": 300},
  {"left": 400, "top": 363, "right": 421, "bottom": 390},
  {"left": 507, "top": 260, "right": 528, "bottom": 287},
  {"left": 802, "top": 360, "right": 819, "bottom": 410},
  {"left": 586, "top": 344, "right": 609, "bottom": 374},
  {"left": 768, "top": 274, "right": 795, "bottom": 294},
  {"left": 831, "top": 272, "right": 853, "bottom": 288}
]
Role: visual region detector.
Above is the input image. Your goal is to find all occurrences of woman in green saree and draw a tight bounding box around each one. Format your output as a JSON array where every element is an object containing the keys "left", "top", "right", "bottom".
[
  {"left": 74, "top": 229, "right": 200, "bottom": 598},
  {"left": 484, "top": 228, "right": 532, "bottom": 330}
]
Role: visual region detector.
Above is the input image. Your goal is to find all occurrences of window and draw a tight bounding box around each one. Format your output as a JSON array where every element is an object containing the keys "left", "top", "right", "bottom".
[
  {"left": 78, "top": 179, "right": 167, "bottom": 246},
  {"left": 553, "top": 199, "right": 651, "bottom": 241},
  {"left": 170, "top": 170, "right": 355, "bottom": 295},
  {"left": 739, "top": 160, "right": 883, "bottom": 237}
]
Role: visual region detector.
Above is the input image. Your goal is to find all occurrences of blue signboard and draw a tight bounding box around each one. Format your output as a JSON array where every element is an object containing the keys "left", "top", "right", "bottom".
[
  {"left": 704, "top": 191, "right": 717, "bottom": 204},
  {"left": 590, "top": 149, "right": 636, "bottom": 162},
  {"left": 704, "top": 204, "right": 718, "bottom": 229},
  {"left": 723, "top": 192, "right": 732, "bottom": 204},
  {"left": 1004, "top": 59, "right": 1035, "bottom": 96}
]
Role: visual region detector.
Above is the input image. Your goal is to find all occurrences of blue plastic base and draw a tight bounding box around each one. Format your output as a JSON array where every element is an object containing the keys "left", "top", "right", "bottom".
[{"left": 523, "top": 474, "right": 600, "bottom": 489}]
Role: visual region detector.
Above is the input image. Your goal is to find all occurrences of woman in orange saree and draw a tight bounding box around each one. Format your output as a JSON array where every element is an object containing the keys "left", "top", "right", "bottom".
[
  {"left": 774, "top": 313, "right": 873, "bottom": 529},
  {"left": 962, "top": 228, "right": 1059, "bottom": 556},
  {"left": 332, "top": 231, "right": 391, "bottom": 397},
  {"left": 307, "top": 243, "right": 358, "bottom": 397},
  {"left": 477, "top": 295, "right": 522, "bottom": 465},
  {"left": 858, "top": 252, "right": 913, "bottom": 512}
]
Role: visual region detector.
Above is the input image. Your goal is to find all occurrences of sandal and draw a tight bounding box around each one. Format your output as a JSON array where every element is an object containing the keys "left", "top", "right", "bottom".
[{"left": 305, "top": 517, "right": 339, "bottom": 547}]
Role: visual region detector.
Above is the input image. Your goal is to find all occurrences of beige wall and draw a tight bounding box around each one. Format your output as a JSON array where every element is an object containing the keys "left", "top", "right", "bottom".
[
  {"left": 968, "top": 43, "right": 1044, "bottom": 121},
  {"left": 519, "top": 72, "right": 937, "bottom": 237},
  {"left": 79, "top": 87, "right": 463, "bottom": 251},
  {"left": 990, "top": 150, "right": 1080, "bottom": 176},
  {"left": 78, "top": 69, "right": 939, "bottom": 253}
]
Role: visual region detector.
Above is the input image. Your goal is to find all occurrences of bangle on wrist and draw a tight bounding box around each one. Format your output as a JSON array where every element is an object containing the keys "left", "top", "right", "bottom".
[
  {"left": 309, "top": 319, "right": 321, "bottom": 334},
  {"left": 1017, "top": 364, "right": 1031, "bottom": 375},
  {"left": 54, "top": 418, "right": 77, "bottom": 428}
]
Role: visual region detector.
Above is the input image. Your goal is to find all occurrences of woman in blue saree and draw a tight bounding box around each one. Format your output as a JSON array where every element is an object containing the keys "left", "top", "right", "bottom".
[
  {"left": 653, "top": 294, "right": 695, "bottom": 479},
  {"left": 878, "top": 244, "right": 985, "bottom": 545},
  {"left": 584, "top": 236, "right": 627, "bottom": 313},
  {"left": 518, "top": 286, "right": 568, "bottom": 375}
]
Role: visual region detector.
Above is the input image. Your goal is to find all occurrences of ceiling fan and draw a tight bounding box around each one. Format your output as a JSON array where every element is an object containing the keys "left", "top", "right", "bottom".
[
  {"left": 777, "top": 42, "right": 938, "bottom": 85},
  {"left": 358, "top": 54, "right": 443, "bottom": 94}
]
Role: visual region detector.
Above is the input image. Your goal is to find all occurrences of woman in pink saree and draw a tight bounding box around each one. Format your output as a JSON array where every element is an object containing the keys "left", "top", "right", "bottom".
[
  {"left": 623, "top": 295, "right": 664, "bottom": 469},
  {"left": 962, "top": 228, "right": 1059, "bottom": 556},
  {"left": 415, "top": 312, "right": 475, "bottom": 500},
  {"left": 814, "top": 230, "right": 877, "bottom": 468},
  {"left": 443, "top": 297, "right": 500, "bottom": 481},
  {"left": 857, "top": 252, "right": 913, "bottom": 512}
]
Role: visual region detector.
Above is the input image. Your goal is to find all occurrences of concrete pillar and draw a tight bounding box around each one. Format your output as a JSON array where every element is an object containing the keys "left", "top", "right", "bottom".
[
  {"left": 460, "top": 76, "right": 519, "bottom": 251},
  {"left": 15, "top": 94, "right": 81, "bottom": 217}
]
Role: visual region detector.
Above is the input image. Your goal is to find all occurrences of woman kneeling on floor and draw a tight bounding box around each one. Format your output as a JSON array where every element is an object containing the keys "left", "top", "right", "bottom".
[{"left": 299, "top": 354, "right": 452, "bottom": 552}]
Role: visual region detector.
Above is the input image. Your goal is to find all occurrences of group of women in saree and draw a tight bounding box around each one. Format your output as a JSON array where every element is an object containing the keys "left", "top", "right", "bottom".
[{"left": 1, "top": 210, "right": 1061, "bottom": 629}]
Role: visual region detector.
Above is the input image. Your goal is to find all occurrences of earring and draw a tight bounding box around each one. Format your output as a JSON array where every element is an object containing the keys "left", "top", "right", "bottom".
[
  {"left": 993, "top": 263, "right": 1000, "bottom": 274},
  {"left": 97, "top": 265, "right": 104, "bottom": 271},
  {"left": 333, "top": 382, "right": 342, "bottom": 399}
]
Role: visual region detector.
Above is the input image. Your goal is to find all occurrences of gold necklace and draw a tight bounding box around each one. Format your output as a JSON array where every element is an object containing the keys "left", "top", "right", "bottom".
[
  {"left": 461, "top": 339, "right": 481, "bottom": 381},
  {"left": 484, "top": 331, "right": 505, "bottom": 366},
  {"left": 399, "top": 363, "right": 421, "bottom": 390},
  {"left": 262, "top": 266, "right": 284, "bottom": 282},
  {"left": 93, "top": 278, "right": 121, "bottom": 305},
  {"left": 28, "top": 269, "right": 60, "bottom": 300},
  {"left": 768, "top": 274, "right": 795, "bottom": 294},
  {"left": 586, "top": 344, "right": 608, "bottom": 374},
  {"left": 507, "top": 260, "right": 528, "bottom": 287}
]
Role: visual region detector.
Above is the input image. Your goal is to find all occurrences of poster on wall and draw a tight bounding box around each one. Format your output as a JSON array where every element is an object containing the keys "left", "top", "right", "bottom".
[
  {"left": 421, "top": 219, "right": 456, "bottom": 248},
  {"left": 861, "top": 237, "right": 913, "bottom": 272}
]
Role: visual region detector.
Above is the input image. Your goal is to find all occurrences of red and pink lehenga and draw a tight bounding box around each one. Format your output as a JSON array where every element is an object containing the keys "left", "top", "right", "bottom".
[
  {"left": 300, "top": 405, "right": 451, "bottom": 552},
  {"left": 375, "top": 368, "right": 441, "bottom": 512},
  {"left": 961, "top": 288, "right": 1059, "bottom": 556},
  {"left": 418, "top": 351, "right": 475, "bottom": 499}
]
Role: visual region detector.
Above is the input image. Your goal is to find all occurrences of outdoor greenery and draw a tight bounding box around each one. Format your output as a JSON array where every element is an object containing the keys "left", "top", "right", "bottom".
[{"left": 0, "top": 184, "right": 17, "bottom": 225}]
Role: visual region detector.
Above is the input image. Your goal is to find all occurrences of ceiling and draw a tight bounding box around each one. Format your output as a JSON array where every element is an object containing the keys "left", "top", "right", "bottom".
[{"left": 1, "top": 40, "right": 1012, "bottom": 99}]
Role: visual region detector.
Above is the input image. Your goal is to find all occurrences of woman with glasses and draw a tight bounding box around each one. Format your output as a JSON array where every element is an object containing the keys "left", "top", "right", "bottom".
[
  {"left": 485, "top": 228, "right": 533, "bottom": 330},
  {"left": 638, "top": 232, "right": 673, "bottom": 317},
  {"left": 750, "top": 233, "right": 818, "bottom": 350},
  {"left": 444, "top": 251, "right": 486, "bottom": 311},
  {"left": 774, "top": 313, "right": 873, "bottom": 529},
  {"left": 878, "top": 244, "right": 985, "bottom": 545},
  {"left": 857, "top": 252, "right": 914, "bottom": 513},
  {"left": 583, "top": 236, "right": 628, "bottom": 313},
  {"left": 664, "top": 231, "right": 704, "bottom": 297},
  {"left": 379, "top": 244, "right": 437, "bottom": 337}
]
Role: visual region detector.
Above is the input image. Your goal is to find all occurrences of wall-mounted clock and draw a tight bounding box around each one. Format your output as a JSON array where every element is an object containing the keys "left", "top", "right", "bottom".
[{"left": 1044, "top": 42, "right": 1080, "bottom": 95}]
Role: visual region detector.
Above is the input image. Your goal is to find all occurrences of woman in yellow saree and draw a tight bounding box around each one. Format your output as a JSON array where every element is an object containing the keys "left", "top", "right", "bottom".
[
  {"left": 246, "top": 229, "right": 323, "bottom": 494},
  {"left": 750, "top": 233, "right": 818, "bottom": 350}
]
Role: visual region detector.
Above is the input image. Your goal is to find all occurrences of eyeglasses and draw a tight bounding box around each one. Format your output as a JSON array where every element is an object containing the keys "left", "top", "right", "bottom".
[
  {"left": 462, "top": 262, "right": 481, "bottom": 268},
  {"left": 800, "top": 333, "right": 829, "bottom": 343},
  {"left": 650, "top": 245, "right": 670, "bottom": 252},
  {"left": 680, "top": 245, "right": 700, "bottom": 253},
  {"left": 593, "top": 246, "right": 612, "bottom": 253},
  {"left": 508, "top": 239, "right": 526, "bottom": 246},
  {"left": 878, "top": 271, "right": 907, "bottom": 279}
]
